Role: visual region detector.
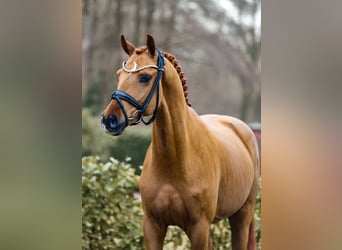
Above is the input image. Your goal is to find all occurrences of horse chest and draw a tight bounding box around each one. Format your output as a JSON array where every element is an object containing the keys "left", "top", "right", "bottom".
[{"left": 142, "top": 183, "right": 203, "bottom": 227}]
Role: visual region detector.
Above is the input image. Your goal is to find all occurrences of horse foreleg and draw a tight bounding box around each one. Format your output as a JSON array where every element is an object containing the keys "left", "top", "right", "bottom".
[
  {"left": 186, "top": 217, "right": 213, "bottom": 250},
  {"left": 143, "top": 215, "right": 167, "bottom": 250}
]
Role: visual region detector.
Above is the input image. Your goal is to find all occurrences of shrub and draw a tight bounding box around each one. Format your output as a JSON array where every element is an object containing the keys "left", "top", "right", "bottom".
[
  {"left": 83, "top": 71, "right": 107, "bottom": 115},
  {"left": 82, "top": 156, "right": 261, "bottom": 250},
  {"left": 82, "top": 156, "right": 144, "bottom": 250},
  {"left": 82, "top": 109, "right": 114, "bottom": 159},
  {"left": 82, "top": 109, "right": 151, "bottom": 173}
]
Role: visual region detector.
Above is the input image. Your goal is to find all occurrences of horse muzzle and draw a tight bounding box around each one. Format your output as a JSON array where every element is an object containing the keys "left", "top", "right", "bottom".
[{"left": 101, "top": 114, "right": 126, "bottom": 136}]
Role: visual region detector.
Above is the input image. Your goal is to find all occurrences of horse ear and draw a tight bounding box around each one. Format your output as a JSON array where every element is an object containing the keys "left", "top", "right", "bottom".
[
  {"left": 121, "top": 34, "right": 135, "bottom": 56},
  {"left": 146, "top": 34, "right": 156, "bottom": 57}
]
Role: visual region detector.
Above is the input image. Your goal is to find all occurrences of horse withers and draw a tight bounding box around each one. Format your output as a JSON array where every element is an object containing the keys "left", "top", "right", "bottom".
[{"left": 101, "top": 34, "right": 260, "bottom": 250}]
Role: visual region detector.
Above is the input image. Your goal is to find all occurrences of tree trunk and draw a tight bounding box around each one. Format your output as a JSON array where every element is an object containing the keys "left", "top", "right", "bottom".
[
  {"left": 133, "top": 0, "right": 142, "bottom": 45},
  {"left": 254, "top": 93, "right": 261, "bottom": 122},
  {"left": 115, "top": 0, "right": 123, "bottom": 42},
  {"left": 83, "top": 0, "right": 98, "bottom": 92},
  {"left": 239, "top": 76, "right": 252, "bottom": 122},
  {"left": 145, "top": 0, "right": 156, "bottom": 34},
  {"left": 101, "top": 0, "right": 124, "bottom": 107},
  {"left": 163, "top": 0, "right": 179, "bottom": 51}
]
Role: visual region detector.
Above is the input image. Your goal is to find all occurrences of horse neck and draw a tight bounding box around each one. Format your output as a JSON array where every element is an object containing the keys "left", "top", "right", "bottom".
[{"left": 151, "top": 60, "right": 194, "bottom": 162}]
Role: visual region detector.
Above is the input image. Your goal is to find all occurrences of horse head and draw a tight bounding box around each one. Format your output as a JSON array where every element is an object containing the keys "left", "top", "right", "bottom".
[{"left": 101, "top": 34, "right": 165, "bottom": 136}]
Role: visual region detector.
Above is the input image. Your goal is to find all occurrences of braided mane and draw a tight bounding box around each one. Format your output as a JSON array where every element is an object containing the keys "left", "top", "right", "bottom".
[{"left": 162, "top": 51, "right": 191, "bottom": 107}]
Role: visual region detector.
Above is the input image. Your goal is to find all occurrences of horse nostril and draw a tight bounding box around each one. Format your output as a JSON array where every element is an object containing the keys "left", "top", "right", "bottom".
[{"left": 107, "top": 115, "right": 118, "bottom": 130}]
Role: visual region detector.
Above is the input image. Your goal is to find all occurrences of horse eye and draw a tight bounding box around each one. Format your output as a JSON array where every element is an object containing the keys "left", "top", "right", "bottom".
[{"left": 139, "top": 74, "right": 152, "bottom": 84}]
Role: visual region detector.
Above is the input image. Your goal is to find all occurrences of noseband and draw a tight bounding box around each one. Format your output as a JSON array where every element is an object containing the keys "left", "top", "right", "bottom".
[{"left": 111, "top": 49, "right": 165, "bottom": 126}]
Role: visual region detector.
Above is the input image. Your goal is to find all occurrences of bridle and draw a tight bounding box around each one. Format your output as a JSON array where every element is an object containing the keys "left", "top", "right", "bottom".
[{"left": 111, "top": 48, "right": 165, "bottom": 126}]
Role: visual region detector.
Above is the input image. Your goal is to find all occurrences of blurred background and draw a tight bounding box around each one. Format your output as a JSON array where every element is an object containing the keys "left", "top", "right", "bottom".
[
  {"left": 81, "top": 1, "right": 261, "bottom": 248},
  {"left": 82, "top": 0, "right": 261, "bottom": 168},
  {"left": 1, "top": 0, "right": 341, "bottom": 249}
]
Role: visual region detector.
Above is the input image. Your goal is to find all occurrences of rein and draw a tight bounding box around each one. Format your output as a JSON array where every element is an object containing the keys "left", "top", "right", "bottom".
[{"left": 111, "top": 48, "right": 165, "bottom": 126}]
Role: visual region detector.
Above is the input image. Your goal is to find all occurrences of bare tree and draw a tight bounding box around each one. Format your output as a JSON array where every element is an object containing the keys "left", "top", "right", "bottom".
[{"left": 82, "top": 0, "right": 261, "bottom": 122}]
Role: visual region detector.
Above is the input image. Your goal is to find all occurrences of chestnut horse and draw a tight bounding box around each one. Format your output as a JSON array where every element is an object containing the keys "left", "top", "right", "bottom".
[{"left": 101, "top": 34, "right": 260, "bottom": 250}]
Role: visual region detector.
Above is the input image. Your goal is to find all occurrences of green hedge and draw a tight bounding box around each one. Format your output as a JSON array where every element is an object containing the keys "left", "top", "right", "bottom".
[
  {"left": 82, "top": 156, "right": 261, "bottom": 250},
  {"left": 82, "top": 156, "right": 144, "bottom": 250}
]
